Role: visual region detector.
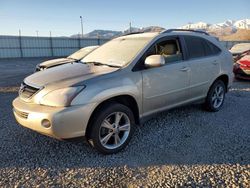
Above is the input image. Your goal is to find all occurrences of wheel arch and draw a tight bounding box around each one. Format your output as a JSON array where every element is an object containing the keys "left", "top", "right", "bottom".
[
  {"left": 210, "top": 74, "right": 229, "bottom": 92},
  {"left": 85, "top": 94, "right": 140, "bottom": 138}
]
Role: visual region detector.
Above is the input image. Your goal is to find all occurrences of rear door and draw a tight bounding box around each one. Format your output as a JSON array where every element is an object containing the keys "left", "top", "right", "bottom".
[{"left": 183, "top": 36, "right": 221, "bottom": 99}]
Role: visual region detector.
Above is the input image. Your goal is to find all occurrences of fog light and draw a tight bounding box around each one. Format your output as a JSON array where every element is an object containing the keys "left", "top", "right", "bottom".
[{"left": 41, "top": 119, "right": 51, "bottom": 128}]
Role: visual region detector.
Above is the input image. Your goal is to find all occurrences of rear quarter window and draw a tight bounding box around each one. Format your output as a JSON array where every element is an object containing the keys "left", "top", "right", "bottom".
[{"left": 204, "top": 40, "right": 221, "bottom": 55}]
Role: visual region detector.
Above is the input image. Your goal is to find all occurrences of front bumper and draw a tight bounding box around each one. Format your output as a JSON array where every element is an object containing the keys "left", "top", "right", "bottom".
[{"left": 12, "top": 97, "right": 95, "bottom": 139}]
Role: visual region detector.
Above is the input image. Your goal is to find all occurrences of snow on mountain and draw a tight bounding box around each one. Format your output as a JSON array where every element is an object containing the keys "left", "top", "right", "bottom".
[
  {"left": 70, "top": 19, "right": 249, "bottom": 39},
  {"left": 178, "top": 19, "right": 249, "bottom": 40},
  {"left": 180, "top": 19, "right": 250, "bottom": 31},
  {"left": 180, "top": 22, "right": 211, "bottom": 30},
  {"left": 233, "top": 19, "right": 250, "bottom": 29},
  {"left": 210, "top": 19, "right": 250, "bottom": 30},
  {"left": 209, "top": 20, "right": 235, "bottom": 30}
]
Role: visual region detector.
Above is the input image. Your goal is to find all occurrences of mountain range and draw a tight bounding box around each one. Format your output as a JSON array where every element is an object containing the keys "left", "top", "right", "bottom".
[
  {"left": 71, "top": 26, "right": 165, "bottom": 38},
  {"left": 71, "top": 19, "right": 250, "bottom": 40},
  {"left": 180, "top": 19, "right": 250, "bottom": 30}
]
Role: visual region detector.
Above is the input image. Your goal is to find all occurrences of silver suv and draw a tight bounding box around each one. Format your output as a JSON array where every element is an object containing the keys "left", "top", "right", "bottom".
[{"left": 13, "top": 29, "right": 233, "bottom": 154}]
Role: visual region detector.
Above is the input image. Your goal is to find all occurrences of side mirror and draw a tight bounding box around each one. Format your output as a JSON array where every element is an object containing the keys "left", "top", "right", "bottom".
[{"left": 145, "top": 55, "right": 165, "bottom": 68}]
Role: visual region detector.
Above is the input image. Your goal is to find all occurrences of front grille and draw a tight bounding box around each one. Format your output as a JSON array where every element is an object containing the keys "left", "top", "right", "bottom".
[
  {"left": 14, "top": 108, "right": 29, "bottom": 119},
  {"left": 19, "top": 82, "right": 40, "bottom": 99}
]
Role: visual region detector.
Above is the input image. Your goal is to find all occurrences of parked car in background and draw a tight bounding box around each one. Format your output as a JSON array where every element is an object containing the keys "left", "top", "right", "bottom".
[
  {"left": 230, "top": 43, "right": 250, "bottom": 80},
  {"left": 230, "top": 43, "right": 250, "bottom": 62},
  {"left": 13, "top": 29, "right": 233, "bottom": 154},
  {"left": 233, "top": 53, "right": 250, "bottom": 80},
  {"left": 35, "top": 46, "right": 99, "bottom": 71}
]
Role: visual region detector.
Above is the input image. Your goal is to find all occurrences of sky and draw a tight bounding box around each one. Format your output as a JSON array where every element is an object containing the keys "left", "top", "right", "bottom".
[{"left": 0, "top": 0, "right": 249, "bottom": 37}]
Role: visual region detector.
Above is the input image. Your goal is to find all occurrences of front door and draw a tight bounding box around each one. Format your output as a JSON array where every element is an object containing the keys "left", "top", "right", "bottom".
[{"left": 141, "top": 37, "right": 190, "bottom": 116}]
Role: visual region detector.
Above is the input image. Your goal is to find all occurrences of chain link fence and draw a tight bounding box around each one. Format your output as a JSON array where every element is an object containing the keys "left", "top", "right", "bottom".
[
  {"left": 0, "top": 35, "right": 249, "bottom": 58},
  {"left": 0, "top": 35, "right": 109, "bottom": 58}
]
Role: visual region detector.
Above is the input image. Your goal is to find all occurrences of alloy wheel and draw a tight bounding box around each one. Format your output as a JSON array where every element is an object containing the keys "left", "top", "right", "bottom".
[
  {"left": 211, "top": 85, "right": 225, "bottom": 109},
  {"left": 99, "top": 112, "right": 131, "bottom": 150}
]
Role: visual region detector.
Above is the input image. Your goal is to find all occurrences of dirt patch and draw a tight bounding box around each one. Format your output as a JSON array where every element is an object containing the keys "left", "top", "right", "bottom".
[{"left": 0, "top": 87, "right": 19, "bottom": 93}]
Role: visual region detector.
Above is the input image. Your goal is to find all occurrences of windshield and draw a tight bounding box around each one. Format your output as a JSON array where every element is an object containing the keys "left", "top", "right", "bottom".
[
  {"left": 82, "top": 36, "right": 153, "bottom": 67},
  {"left": 68, "top": 47, "right": 97, "bottom": 60}
]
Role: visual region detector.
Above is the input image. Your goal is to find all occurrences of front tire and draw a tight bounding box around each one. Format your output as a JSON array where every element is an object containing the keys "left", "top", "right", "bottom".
[
  {"left": 204, "top": 80, "right": 226, "bottom": 112},
  {"left": 88, "top": 103, "right": 135, "bottom": 154}
]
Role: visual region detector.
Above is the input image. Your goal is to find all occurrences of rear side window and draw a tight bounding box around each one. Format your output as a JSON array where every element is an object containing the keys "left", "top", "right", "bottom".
[
  {"left": 184, "top": 36, "right": 221, "bottom": 59},
  {"left": 184, "top": 36, "right": 205, "bottom": 59},
  {"left": 203, "top": 41, "right": 214, "bottom": 56}
]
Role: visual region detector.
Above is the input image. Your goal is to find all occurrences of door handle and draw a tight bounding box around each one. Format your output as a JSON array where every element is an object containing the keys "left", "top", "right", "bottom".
[{"left": 180, "top": 67, "right": 190, "bottom": 72}]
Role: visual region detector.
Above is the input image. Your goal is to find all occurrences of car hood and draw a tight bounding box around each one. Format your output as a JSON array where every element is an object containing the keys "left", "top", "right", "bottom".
[
  {"left": 39, "top": 58, "right": 75, "bottom": 68},
  {"left": 24, "top": 63, "right": 119, "bottom": 88},
  {"left": 230, "top": 44, "right": 250, "bottom": 55}
]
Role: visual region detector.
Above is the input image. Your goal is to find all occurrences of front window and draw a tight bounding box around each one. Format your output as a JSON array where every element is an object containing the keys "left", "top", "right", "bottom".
[
  {"left": 155, "top": 39, "right": 183, "bottom": 64},
  {"left": 82, "top": 36, "right": 153, "bottom": 67}
]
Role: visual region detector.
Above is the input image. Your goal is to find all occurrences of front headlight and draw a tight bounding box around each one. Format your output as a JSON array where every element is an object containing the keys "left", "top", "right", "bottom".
[{"left": 39, "top": 86, "right": 85, "bottom": 107}]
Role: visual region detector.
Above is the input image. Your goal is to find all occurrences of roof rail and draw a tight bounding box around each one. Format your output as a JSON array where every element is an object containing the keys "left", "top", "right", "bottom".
[{"left": 162, "top": 29, "right": 209, "bottom": 36}]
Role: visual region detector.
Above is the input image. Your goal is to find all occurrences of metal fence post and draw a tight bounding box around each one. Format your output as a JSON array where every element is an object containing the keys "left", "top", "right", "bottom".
[
  {"left": 50, "top": 38, "right": 53, "bottom": 57},
  {"left": 78, "top": 35, "right": 81, "bottom": 49},
  {"left": 18, "top": 30, "right": 23, "bottom": 58},
  {"left": 97, "top": 37, "right": 100, "bottom": 45},
  {"left": 49, "top": 31, "right": 54, "bottom": 57}
]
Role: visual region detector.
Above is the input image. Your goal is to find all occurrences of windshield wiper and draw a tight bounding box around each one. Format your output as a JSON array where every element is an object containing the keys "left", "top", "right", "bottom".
[
  {"left": 83, "top": 61, "right": 121, "bottom": 68},
  {"left": 68, "top": 57, "right": 78, "bottom": 61}
]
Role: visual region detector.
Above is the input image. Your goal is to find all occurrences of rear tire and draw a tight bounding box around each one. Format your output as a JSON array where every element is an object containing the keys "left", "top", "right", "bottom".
[
  {"left": 87, "top": 103, "right": 135, "bottom": 154},
  {"left": 204, "top": 80, "right": 226, "bottom": 112}
]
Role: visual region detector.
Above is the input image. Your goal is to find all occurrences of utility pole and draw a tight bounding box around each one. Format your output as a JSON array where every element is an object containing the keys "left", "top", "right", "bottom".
[
  {"left": 129, "top": 21, "right": 132, "bottom": 33},
  {"left": 49, "top": 31, "right": 53, "bottom": 56},
  {"left": 36, "top": 30, "right": 39, "bottom": 37},
  {"left": 18, "top": 29, "right": 23, "bottom": 58},
  {"left": 80, "top": 16, "right": 83, "bottom": 38}
]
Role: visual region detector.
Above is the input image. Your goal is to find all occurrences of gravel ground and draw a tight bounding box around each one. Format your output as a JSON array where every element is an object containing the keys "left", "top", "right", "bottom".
[{"left": 0, "top": 58, "right": 249, "bottom": 187}]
